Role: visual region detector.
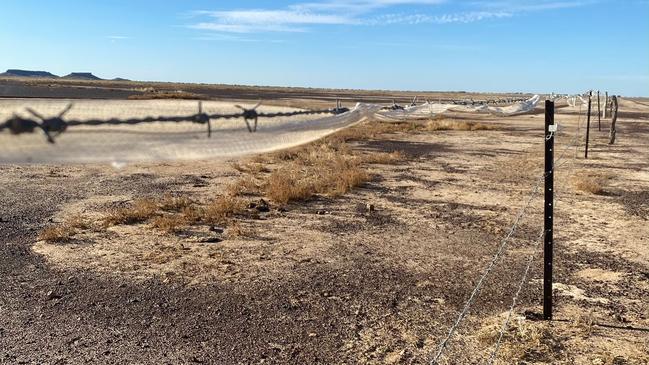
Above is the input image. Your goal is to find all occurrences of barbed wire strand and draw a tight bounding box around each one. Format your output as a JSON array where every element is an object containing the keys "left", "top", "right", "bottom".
[{"left": 485, "top": 227, "right": 546, "bottom": 365}]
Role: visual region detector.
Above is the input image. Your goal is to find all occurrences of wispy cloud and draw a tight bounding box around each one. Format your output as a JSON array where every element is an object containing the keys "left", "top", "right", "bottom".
[{"left": 188, "top": 0, "right": 595, "bottom": 35}]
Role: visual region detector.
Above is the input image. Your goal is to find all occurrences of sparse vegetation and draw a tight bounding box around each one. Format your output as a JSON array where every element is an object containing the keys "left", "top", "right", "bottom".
[
  {"left": 226, "top": 176, "right": 261, "bottom": 197},
  {"left": 572, "top": 172, "right": 610, "bottom": 195},
  {"left": 38, "top": 215, "right": 90, "bottom": 243},
  {"left": 425, "top": 120, "right": 498, "bottom": 131},
  {"left": 361, "top": 150, "right": 405, "bottom": 164},
  {"left": 477, "top": 315, "right": 565, "bottom": 364},
  {"left": 263, "top": 143, "right": 372, "bottom": 204},
  {"left": 38, "top": 225, "right": 77, "bottom": 243},
  {"left": 158, "top": 194, "right": 194, "bottom": 212},
  {"left": 103, "top": 198, "right": 159, "bottom": 226},
  {"left": 203, "top": 195, "right": 246, "bottom": 225},
  {"left": 128, "top": 91, "right": 206, "bottom": 100},
  {"left": 151, "top": 215, "right": 185, "bottom": 233}
]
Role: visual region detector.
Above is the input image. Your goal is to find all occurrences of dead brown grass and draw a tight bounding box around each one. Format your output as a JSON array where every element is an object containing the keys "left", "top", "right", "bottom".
[
  {"left": 361, "top": 151, "right": 406, "bottom": 164},
  {"left": 231, "top": 162, "right": 269, "bottom": 175},
  {"left": 127, "top": 91, "right": 206, "bottom": 100},
  {"left": 38, "top": 225, "right": 77, "bottom": 243},
  {"left": 151, "top": 215, "right": 185, "bottom": 233},
  {"left": 181, "top": 206, "right": 204, "bottom": 225},
  {"left": 204, "top": 196, "right": 246, "bottom": 225},
  {"left": 225, "top": 221, "right": 255, "bottom": 239},
  {"left": 103, "top": 198, "right": 159, "bottom": 226},
  {"left": 572, "top": 172, "right": 611, "bottom": 195},
  {"left": 226, "top": 176, "right": 261, "bottom": 197},
  {"left": 158, "top": 194, "right": 193, "bottom": 212},
  {"left": 263, "top": 143, "right": 372, "bottom": 204},
  {"left": 38, "top": 215, "right": 90, "bottom": 243},
  {"left": 477, "top": 315, "right": 564, "bottom": 364},
  {"left": 426, "top": 120, "right": 498, "bottom": 131}
]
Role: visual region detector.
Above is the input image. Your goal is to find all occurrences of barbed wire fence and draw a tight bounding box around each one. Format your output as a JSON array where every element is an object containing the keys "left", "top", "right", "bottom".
[
  {"left": 0, "top": 92, "right": 608, "bottom": 363},
  {"left": 429, "top": 98, "right": 590, "bottom": 365}
]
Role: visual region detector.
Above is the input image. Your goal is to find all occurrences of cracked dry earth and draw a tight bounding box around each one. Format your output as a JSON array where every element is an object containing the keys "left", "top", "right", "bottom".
[{"left": 1, "top": 99, "right": 648, "bottom": 364}]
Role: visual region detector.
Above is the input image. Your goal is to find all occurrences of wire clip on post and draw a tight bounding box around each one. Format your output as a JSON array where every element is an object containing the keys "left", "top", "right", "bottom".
[{"left": 543, "top": 100, "right": 555, "bottom": 320}]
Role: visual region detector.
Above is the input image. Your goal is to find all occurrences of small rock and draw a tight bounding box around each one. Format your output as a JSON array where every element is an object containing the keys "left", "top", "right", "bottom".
[
  {"left": 366, "top": 203, "right": 375, "bottom": 212},
  {"left": 200, "top": 237, "right": 223, "bottom": 244},
  {"left": 316, "top": 210, "right": 327, "bottom": 215},
  {"left": 209, "top": 226, "right": 224, "bottom": 234},
  {"left": 308, "top": 332, "right": 317, "bottom": 337},
  {"left": 256, "top": 199, "right": 270, "bottom": 213},
  {"left": 46, "top": 290, "right": 61, "bottom": 301}
]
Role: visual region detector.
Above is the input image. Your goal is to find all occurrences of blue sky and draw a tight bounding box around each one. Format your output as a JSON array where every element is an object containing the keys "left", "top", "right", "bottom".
[{"left": 1, "top": 0, "right": 648, "bottom": 95}]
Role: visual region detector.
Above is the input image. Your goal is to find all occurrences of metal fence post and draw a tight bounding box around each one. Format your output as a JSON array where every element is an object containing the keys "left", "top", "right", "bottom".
[
  {"left": 543, "top": 100, "right": 555, "bottom": 320},
  {"left": 585, "top": 91, "right": 592, "bottom": 159}
]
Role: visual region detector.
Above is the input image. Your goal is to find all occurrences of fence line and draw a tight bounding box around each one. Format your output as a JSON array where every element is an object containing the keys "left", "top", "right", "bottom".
[
  {"left": 430, "top": 102, "right": 587, "bottom": 364},
  {"left": 0, "top": 96, "right": 537, "bottom": 145},
  {"left": 485, "top": 119, "right": 584, "bottom": 362}
]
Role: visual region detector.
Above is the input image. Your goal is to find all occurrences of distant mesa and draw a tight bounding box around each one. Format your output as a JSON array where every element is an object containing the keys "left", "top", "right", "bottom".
[
  {"left": 0, "top": 69, "right": 129, "bottom": 81},
  {"left": 0, "top": 69, "right": 59, "bottom": 78},
  {"left": 62, "top": 72, "right": 103, "bottom": 81}
]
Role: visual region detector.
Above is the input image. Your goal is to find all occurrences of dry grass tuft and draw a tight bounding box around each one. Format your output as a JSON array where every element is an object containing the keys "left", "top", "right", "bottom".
[
  {"left": 204, "top": 196, "right": 246, "bottom": 225},
  {"left": 38, "top": 225, "right": 77, "bottom": 243},
  {"left": 103, "top": 198, "right": 159, "bottom": 226},
  {"left": 477, "top": 315, "right": 564, "bottom": 364},
  {"left": 426, "top": 120, "right": 497, "bottom": 131},
  {"left": 181, "top": 206, "right": 204, "bottom": 225},
  {"left": 38, "top": 215, "right": 90, "bottom": 243},
  {"left": 361, "top": 151, "right": 406, "bottom": 165},
  {"left": 263, "top": 143, "right": 372, "bottom": 204},
  {"left": 151, "top": 215, "right": 185, "bottom": 234},
  {"left": 231, "top": 162, "right": 269, "bottom": 175},
  {"left": 225, "top": 221, "right": 255, "bottom": 239},
  {"left": 572, "top": 173, "right": 608, "bottom": 195},
  {"left": 226, "top": 176, "right": 261, "bottom": 197},
  {"left": 158, "top": 194, "right": 193, "bottom": 212}
]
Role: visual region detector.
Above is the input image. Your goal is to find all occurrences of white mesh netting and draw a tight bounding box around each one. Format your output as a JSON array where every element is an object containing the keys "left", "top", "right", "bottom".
[{"left": 0, "top": 96, "right": 540, "bottom": 163}]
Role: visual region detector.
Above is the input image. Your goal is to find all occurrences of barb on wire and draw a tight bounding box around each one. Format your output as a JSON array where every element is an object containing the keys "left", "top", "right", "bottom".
[{"left": 235, "top": 100, "right": 262, "bottom": 133}]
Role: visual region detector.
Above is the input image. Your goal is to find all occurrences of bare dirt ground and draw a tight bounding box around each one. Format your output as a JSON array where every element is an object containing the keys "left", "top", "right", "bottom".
[{"left": 1, "top": 94, "right": 648, "bottom": 364}]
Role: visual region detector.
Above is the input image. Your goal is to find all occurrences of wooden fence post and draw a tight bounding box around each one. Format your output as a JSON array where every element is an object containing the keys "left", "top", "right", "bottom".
[
  {"left": 609, "top": 95, "right": 619, "bottom": 144},
  {"left": 597, "top": 91, "right": 601, "bottom": 131}
]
